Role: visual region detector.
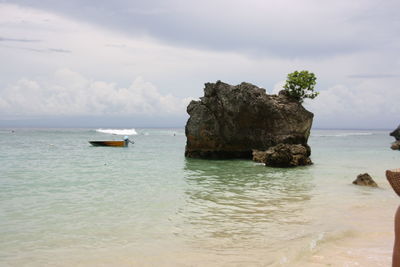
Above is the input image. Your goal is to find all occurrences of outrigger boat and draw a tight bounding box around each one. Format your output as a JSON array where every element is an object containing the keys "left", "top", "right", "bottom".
[{"left": 89, "top": 136, "right": 134, "bottom": 147}]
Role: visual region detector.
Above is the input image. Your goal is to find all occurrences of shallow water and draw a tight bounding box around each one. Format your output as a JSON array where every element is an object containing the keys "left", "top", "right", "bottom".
[{"left": 0, "top": 128, "right": 399, "bottom": 266}]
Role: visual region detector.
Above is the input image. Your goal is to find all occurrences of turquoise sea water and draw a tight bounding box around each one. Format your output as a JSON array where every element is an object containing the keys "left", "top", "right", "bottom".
[{"left": 1, "top": 128, "right": 399, "bottom": 266}]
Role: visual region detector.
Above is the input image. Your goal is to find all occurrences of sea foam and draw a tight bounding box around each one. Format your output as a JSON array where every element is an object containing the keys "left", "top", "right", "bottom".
[{"left": 96, "top": 128, "right": 138, "bottom": 135}]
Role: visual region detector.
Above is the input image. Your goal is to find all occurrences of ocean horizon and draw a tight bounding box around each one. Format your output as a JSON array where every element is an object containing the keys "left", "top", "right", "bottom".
[{"left": 1, "top": 127, "right": 399, "bottom": 266}]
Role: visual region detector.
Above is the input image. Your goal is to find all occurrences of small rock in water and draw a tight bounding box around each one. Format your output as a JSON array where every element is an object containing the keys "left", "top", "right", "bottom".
[
  {"left": 353, "top": 173, "right": 378, "bottom": 187},
  {"left": 390, "top": 125, "right": 400, "bottom": 150},
  {"left": 391, "top": 141, "right": 400, "bottom": 150},
  {"left": 263, "top": 143, "right": 312, "bottom": 167}
]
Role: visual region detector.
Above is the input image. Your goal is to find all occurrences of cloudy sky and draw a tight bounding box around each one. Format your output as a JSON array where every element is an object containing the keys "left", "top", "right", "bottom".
[{"left": 0, "top": 0, "right": 399, "bottom": 128}]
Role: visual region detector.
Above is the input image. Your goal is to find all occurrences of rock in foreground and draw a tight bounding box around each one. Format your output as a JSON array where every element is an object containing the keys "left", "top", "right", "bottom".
[
  {"left": 263, "top": 143, "right": 312, "bottom": 167},
  {"left": 386, "top": 169, "right": 400, "bottom": 196},
  {"left": 353, "top": 173, "right": 378, "bottom": 187},
  {"left": 185, "top": 81, "right": 314, "bottom": 159}
]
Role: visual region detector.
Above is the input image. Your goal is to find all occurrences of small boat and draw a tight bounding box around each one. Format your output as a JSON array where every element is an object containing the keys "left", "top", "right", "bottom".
[{"left": 89, "top": 136, "right": 134, "bottom": 147}]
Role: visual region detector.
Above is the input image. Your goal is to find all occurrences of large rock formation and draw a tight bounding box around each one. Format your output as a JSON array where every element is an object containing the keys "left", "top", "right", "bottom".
[{"left": 185, "top": 81, "right": 314, "bottom": 159}]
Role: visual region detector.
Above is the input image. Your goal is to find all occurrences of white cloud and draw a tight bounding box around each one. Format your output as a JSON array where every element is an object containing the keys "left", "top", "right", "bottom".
[
  {"left": 305, "top": 79, "right": 400, "bottom": 128},
  {"left": 0, "top": 69, "right": 193, "bottom": 118},
  {"left": 8, "top": 0, "right": 400, "bottom": 58},
  {"left": 271, "top": 81, "right": 285, "bottom": 95},
  {"left": 0, "top": 3, "right": 399, "bottom": 128}
]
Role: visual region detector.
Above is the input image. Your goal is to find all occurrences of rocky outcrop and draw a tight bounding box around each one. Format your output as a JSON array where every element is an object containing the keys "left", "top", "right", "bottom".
[
  {"left": 390, "top": 125, "right": 400, "bottom": 150},
  {"left": 185, "top": 81, "right": 314, "bottom": 159},
  {"left": 353, "top": 173, "right": 378, "bottom": 187},
  {"left": 391, "top": 125, "right": 400, "bottom": 141},
  {"left": 263, "top": 143, "right": 312, "bottom": 167}
]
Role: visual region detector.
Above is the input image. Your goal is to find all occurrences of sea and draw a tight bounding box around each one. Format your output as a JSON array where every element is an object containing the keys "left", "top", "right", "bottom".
[{"left": 0, "top": 128, "right": 399, "bottom": 266}]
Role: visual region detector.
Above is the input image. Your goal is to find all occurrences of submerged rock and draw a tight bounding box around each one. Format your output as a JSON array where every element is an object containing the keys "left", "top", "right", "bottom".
[
  {"left": 353, "top": 173, "right": 378, "bottom": 187},
  {"left": 263, "top": 143, "right": 312, "bottom": 167},
  {"left": 185, "top": 81, "right": 314, "bottom": 159}
]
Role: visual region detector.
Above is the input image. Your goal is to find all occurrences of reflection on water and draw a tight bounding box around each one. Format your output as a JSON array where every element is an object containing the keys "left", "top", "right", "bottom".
[{"left": 180, "top": 158, "right": 315, "bottom": 248}]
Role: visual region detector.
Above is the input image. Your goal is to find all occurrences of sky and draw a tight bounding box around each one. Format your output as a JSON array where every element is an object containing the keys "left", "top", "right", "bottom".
[{"left": 0, "top": 0, "right": 399, "bottom": 129}]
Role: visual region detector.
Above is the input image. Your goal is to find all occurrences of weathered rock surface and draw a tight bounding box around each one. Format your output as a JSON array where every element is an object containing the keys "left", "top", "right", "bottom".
[
  {"left": 263, "top": 143, "right": 312, "bottom": 167},
  {"left": 353, "top": 173, "right": 378, "bottom": 187},
  {"left": 185, "top": 81, "right": 314, "bottom": 159},
  {"left": 391, "top": 125, "right": 400, "bottom": 141},
  {"left": 252, "top": 150, "right": 267, "bottom": 163}
]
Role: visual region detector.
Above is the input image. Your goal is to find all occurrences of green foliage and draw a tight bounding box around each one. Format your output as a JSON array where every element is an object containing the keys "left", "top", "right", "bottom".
[{"left": 283, "top": 70, "right": 318, "bottom": 103}]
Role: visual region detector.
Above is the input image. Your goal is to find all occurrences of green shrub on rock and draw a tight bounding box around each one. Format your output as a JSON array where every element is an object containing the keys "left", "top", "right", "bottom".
[{"left": 283, "top": 70, "right": 318, "bottom": 103}]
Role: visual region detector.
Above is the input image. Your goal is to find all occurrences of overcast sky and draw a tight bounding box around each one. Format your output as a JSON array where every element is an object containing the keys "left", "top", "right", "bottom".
[{"left": 0, "top": 0, "right": 399, "bottom": 128}]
